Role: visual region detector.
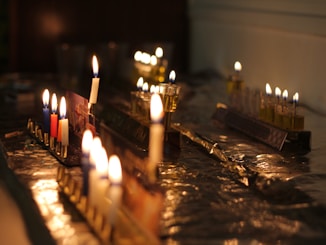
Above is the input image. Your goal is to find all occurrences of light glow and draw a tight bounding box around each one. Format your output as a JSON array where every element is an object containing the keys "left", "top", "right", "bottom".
[
  {"left": 234, "top": 61, "right": 242, "bottom": 72},
  {"left": 150, "top": 93, "right": 164, "bottom": 122},
  {"left": 59, "top": 96, "right": 66, "bottom": 118},
  {"left": 108, "top": 155, "right": 122, "bottom": 184},
  {"left": 43, "top": 89, "right": 50, "bottom": 107}
]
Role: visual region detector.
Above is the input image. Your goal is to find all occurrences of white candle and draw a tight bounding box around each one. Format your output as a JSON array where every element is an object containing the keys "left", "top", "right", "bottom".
[
  {"left": 88, "top": 136, "right": 103, "bottom": 207},
  {"left": 107, "top": 154, "right": 123, "bottom": 225},
  {"left": 96, "top": 147, "right": 109, "bottom": 216},
  {"left": 89, "top": 55, "right": 100, "bottom": 104},
  {"left": 81, "top": 129, "right": 93, "bottom": 196},
  {"left": 148, "top": 93, "right": 164, "bottom": 182},
  {"left": 59, "top": 97, "right": 69, "bottom": 146}
]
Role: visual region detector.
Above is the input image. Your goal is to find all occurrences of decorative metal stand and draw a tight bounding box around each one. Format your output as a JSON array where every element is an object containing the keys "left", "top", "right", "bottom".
[
  {"left": 212, "top": 105, "right": 311, "bottom": 154},
  {"left": 56, "top": 166, "right": 161, "bottom": 245}
]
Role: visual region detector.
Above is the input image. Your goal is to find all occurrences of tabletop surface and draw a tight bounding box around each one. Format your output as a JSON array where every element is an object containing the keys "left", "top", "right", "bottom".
[{"left": 0, "top": 72, "right": 325, "bottom": 244}]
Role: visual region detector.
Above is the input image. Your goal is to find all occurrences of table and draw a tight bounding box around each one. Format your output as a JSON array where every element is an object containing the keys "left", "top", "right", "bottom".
[{"left": 0, "top": 72, "right": 325, "bottom": 244}]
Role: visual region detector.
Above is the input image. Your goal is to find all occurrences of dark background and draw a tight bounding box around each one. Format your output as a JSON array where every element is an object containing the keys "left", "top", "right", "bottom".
[{"left": 1, "top": 0, "right": 188, "bottom": 74}]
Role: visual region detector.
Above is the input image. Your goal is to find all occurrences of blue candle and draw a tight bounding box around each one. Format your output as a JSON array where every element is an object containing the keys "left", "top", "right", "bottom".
[{"left": 42, "top": 89, "right": 50, "bottom": 133}]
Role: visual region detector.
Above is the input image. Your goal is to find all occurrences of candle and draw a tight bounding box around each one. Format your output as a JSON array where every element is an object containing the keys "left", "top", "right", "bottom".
[
  {"left": 95, "top": 147, "right": 109, "bottom": 216},
  {"left": 264, "top": 83, "right": 274, "bottom": 122},
  {"left": 81, "top": 129, "right": 93, "bottom": 196},
  {"left": 42, "top": 89, "right": 50, "bottom": 134},
  {"left": 49, "top": 93, "right": 58, "bottom": 150},
  {"left": 89, "top": 55, "right": 100, "bottom": 104},
  {"left": 136, "top": 77, "right": 144, "bottom": 91},
  {"left": 293, "top": 92, "right": 299, "bottom": 114},
  {"left": 50, "top": 93, "right": 58, "bottom": 138},
  {"left": 275, "top": 87, "right": 281, "bottom": 102},
  {"left": 274, "top": 87, "right": 282, "bottom": 127},
  {"left": 142, "top": 82, "right": 149, "bottom": 92},
  {"left": 291, "top": 92, "right": 304, "bottom": 130},
  {"left": 107, "top": 154, "right": 123, "bottom": 225},
  {"left": 60, "top": 96, "right": 69, "bottom": 147},
  {"left": 88, "top": 137, "right": 103, "bottom": 207},
  {"left": 281, "top": 89, "right": 291, "bottom": 129},
  {"left": 148, "top": 93, "right": 164, "bottom": 183}
]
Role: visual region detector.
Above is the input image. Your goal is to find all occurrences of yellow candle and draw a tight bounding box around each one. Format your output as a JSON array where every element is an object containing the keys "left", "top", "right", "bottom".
[{"left": 148, "top": 93, "right": 164, "bottom": 183}]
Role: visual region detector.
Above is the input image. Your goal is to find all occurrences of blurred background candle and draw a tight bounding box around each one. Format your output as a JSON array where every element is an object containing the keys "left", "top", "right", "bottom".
[
  {"left": 50, "top": 93, "right": 58, "bottom": 149},
  {"left": 281, "top": 89, "right": 291, "bottom": 129},
  {"left": 292, "top": 92, "right": 304, "bottom": 130},
  {"left": 107, "top": 154, "right": 123, "bottom": 225},
  {"left": 148, "top": 93, "right": 164, "bottom": 183},
  {"left": 274, "top": 87, "right": 282, "bottom": 127},
  {"left": 264, "top": 83, "right": 274, "bottom": 123},
  {"left": 42, "top": 89, "right": 50, "bottom": 145},
  {"left": 89, "top": 55, "right": 100, "bottom": 105},
  {"left": 81, "top": 129, "right": 93, "bottom": 196}
]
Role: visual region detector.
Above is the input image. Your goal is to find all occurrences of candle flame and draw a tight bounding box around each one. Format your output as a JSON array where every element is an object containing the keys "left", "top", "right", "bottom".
[
  {"left": 51, "top": 93, "right": 57, "bottom": 113},
  {"left": 134, "top": 51, "right": 142, "bottom": 61},
  {"left": 150, "top": 85, "right": 156, "bottom": 93},
  {"left": 155, "top": 85, "right": 160, "bottom": 94},
  {"left": 150, "top": 93, "right": 164, "bottom": 122},
  {"left": 293, "top": 92, "right": 299, "bottom": 103},
  {"left": 142, "top": 82, "right": 149, "bottom": 92},
  {"left": 265, "top": 83, "right": 272, "bottom": 95},
  {"left": 141, "top": 52, "right": 151, "bottom": 64},
  {"left": 136, "top": 77, "right": 144, "bottom": 89},
  {"left": 59, "top": 96, "right": 66, "bottom": 118},
  {"left": 169, "top": 70, "right": 176, "bottom": 83},
  {"left": 82, "top": 129, "right": 93, "bottom": 153},
  {"left": 92, "top": 55, "right": 99, "bottom": 77},
  {"left": 150, "top": 55, "right": 157, "bottom": 66},
  {"left": 275, "top": 87, "right": 281, "bottom": 97},
  {"left": 155, "top": 47, "right": 163, "bottom": 58},
  {"left": 43, "top": 89, "right": 50, "bottom": 107},
  {"left": 234, "top": 61, "right": 242, "bottom": 72},
  {"left": 282, "top": 89, "right": 288, "bottom": 100},
  {"left": 108, "top": 155, "right": 122, "bottom": 184},
  {"left": 96, "top": 147, "right": 109, "bottom": 177},
  {"left": 89, "top": 137, "right": 102, "bottom": 166}
]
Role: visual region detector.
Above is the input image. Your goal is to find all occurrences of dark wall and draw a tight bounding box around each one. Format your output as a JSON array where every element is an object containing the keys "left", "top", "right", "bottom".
[{"left": 8, "top": 0, "right": 188, "bottom": 73}]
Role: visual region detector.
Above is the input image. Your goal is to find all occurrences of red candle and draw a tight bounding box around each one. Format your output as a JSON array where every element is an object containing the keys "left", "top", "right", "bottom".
[
  {"left": 50, "top": 93, "right": 58, "bottom": 138},
  {"left": 57, "top": 121, "right": 62, "bottom": 142}
]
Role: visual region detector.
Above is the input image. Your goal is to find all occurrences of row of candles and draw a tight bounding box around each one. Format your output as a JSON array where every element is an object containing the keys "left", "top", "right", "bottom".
[
  {"left": 131, "top": 71, "right": 180, "bottom": 127},
  {"left": 134, "top": 46, "right": 168, "bottom": 84},
  {"left": 81, "top": 129, "right": 123, "bottom": 225},
  {"left": 227, "top": 61, "right": 304, "bottom": 130},
  {"left": 79, "top": 92, "right": 164, "bottom": 225},
  {"left": 41, "top": 89, "right": 69, "bottom": 158}
]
